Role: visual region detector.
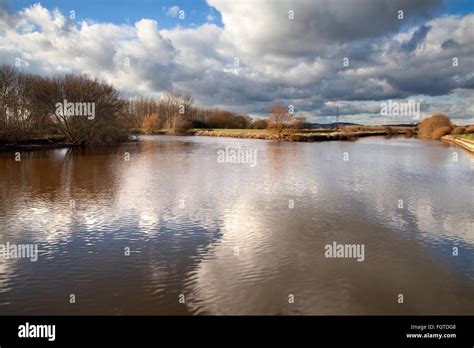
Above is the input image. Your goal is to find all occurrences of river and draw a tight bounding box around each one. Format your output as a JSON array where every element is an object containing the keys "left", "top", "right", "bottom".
[{"left": 0, "top": 135, "right": 473, "bottom": 314}]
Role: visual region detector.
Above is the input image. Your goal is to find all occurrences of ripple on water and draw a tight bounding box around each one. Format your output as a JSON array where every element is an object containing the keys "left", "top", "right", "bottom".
[{"left": 0, "top": 136, "right": 473, "bottom": 314}]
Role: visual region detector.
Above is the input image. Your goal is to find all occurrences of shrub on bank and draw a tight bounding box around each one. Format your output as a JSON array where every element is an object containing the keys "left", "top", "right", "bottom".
[
  {"left": 141, "top": 114, "right": 160, "bottom": 135},
  {"left": 418, "top": 114, "right": 453, "bottom": 139},
  {"left": 253, "top": 119, "right": 269, "bottom": 129},
  {"left": 431, "top": 126, "right": 453, "bottom": 140},
  {"left": 171, "top": 118, "right": 192, "bottom": 135},
  {"left": 451, "top": 127, "right": 466, "bottom": 135},
  {"left": 384, "top": 126, "right": 395, "bottom": 135},
  {"left": 465, "top": 125, "right": 474, "bottom": 134}
]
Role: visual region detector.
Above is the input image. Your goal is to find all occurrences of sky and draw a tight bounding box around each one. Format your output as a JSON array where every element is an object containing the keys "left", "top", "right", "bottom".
[{"left": 1, "top": 0, "right": 473, "bottom": 124}]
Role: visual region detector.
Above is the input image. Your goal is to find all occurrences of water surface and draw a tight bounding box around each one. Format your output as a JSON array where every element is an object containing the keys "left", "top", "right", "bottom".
[{"left": 0, "top": 135, "right": 473, "bottom": 314}]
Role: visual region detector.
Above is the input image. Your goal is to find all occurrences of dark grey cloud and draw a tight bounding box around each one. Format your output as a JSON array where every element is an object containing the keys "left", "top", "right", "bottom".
[
  {"left": 441, "top": 39, "right": 460, "bottom": 49},
  {"left": 401, "top": 24, "right": 431, "bottom": 52}
]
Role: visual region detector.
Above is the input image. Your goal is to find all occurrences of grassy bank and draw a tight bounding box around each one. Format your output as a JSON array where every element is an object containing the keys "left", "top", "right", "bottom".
[
  {"left": 8, "top": 124, "right": 473, "bottom": 153},
  {"left": 194, "top": 128, "right": 340, "bottom": 141},
  {"left": 459, "top": 134, "right": 474, "bottom": 141},
  {"left": 441, "top": 134, "right": 474, "bottom": 153},
  {"left": 193, "top": 127, "right": 413, "bottom": 142},
  {"left": 130, "top": 126, "right": 416, "bottom": 142}
]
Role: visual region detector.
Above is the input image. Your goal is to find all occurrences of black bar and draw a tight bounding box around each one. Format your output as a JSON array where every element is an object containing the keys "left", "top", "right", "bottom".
[{"left": 0, "top": 315, "right": 473, "bottom": 346}]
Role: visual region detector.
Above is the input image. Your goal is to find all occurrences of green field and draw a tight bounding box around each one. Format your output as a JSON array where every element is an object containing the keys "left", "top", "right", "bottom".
[{"left": 459, "top": 133, "right": 474, "bottom": 141}]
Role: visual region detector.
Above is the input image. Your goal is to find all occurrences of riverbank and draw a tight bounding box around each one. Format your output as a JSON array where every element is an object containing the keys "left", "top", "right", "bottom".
[
  {"left": 0, "top": 128, "right": 410, "bottom": 152},
  {"left": 0, "top": 134, "right": 142, "bottom": 153},
  {"left": 0, "top": 137, "right": 78, "bottom": 152},
  {"left": 441, "top": 134, "right": 474, "bottom": 153},
  {"left": 193, "top": 127, "right": 414, "bottom": 142}
]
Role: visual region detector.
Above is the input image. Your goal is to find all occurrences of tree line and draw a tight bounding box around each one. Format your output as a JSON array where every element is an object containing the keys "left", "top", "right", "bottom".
[
  {"left": 127, "top": 92, "right": 256, "bottom": 134},
  {"left": 0, "top": 65, "right": 128, "bottom": 145},
  {"left": 1, "top": 65, "right": 306, "bottom": 146},
  {"left": 131, "top": 97, "right": 307, "bottom": 136}
]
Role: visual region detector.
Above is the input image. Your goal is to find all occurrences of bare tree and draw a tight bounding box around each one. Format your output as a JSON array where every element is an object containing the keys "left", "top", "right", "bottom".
[
  {"left": 46, "top": 74, "right": 128, "bottom": 145},
  {"left": 267, "top": 102, "right": 293, "bottom": 139},
  {"left": 162, "top": 90, "right": 193, "bottom": 134},
  {"left": 0, "top": 65, "right": 51, "bottom": 140},
  {"left": 141, "top": 113, "right": 160, "bottom": 134}
]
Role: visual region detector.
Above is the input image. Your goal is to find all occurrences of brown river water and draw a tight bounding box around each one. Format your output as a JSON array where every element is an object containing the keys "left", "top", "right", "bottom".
[{"left": 0, "top": 135, "right": 473, "bottom": 314}]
